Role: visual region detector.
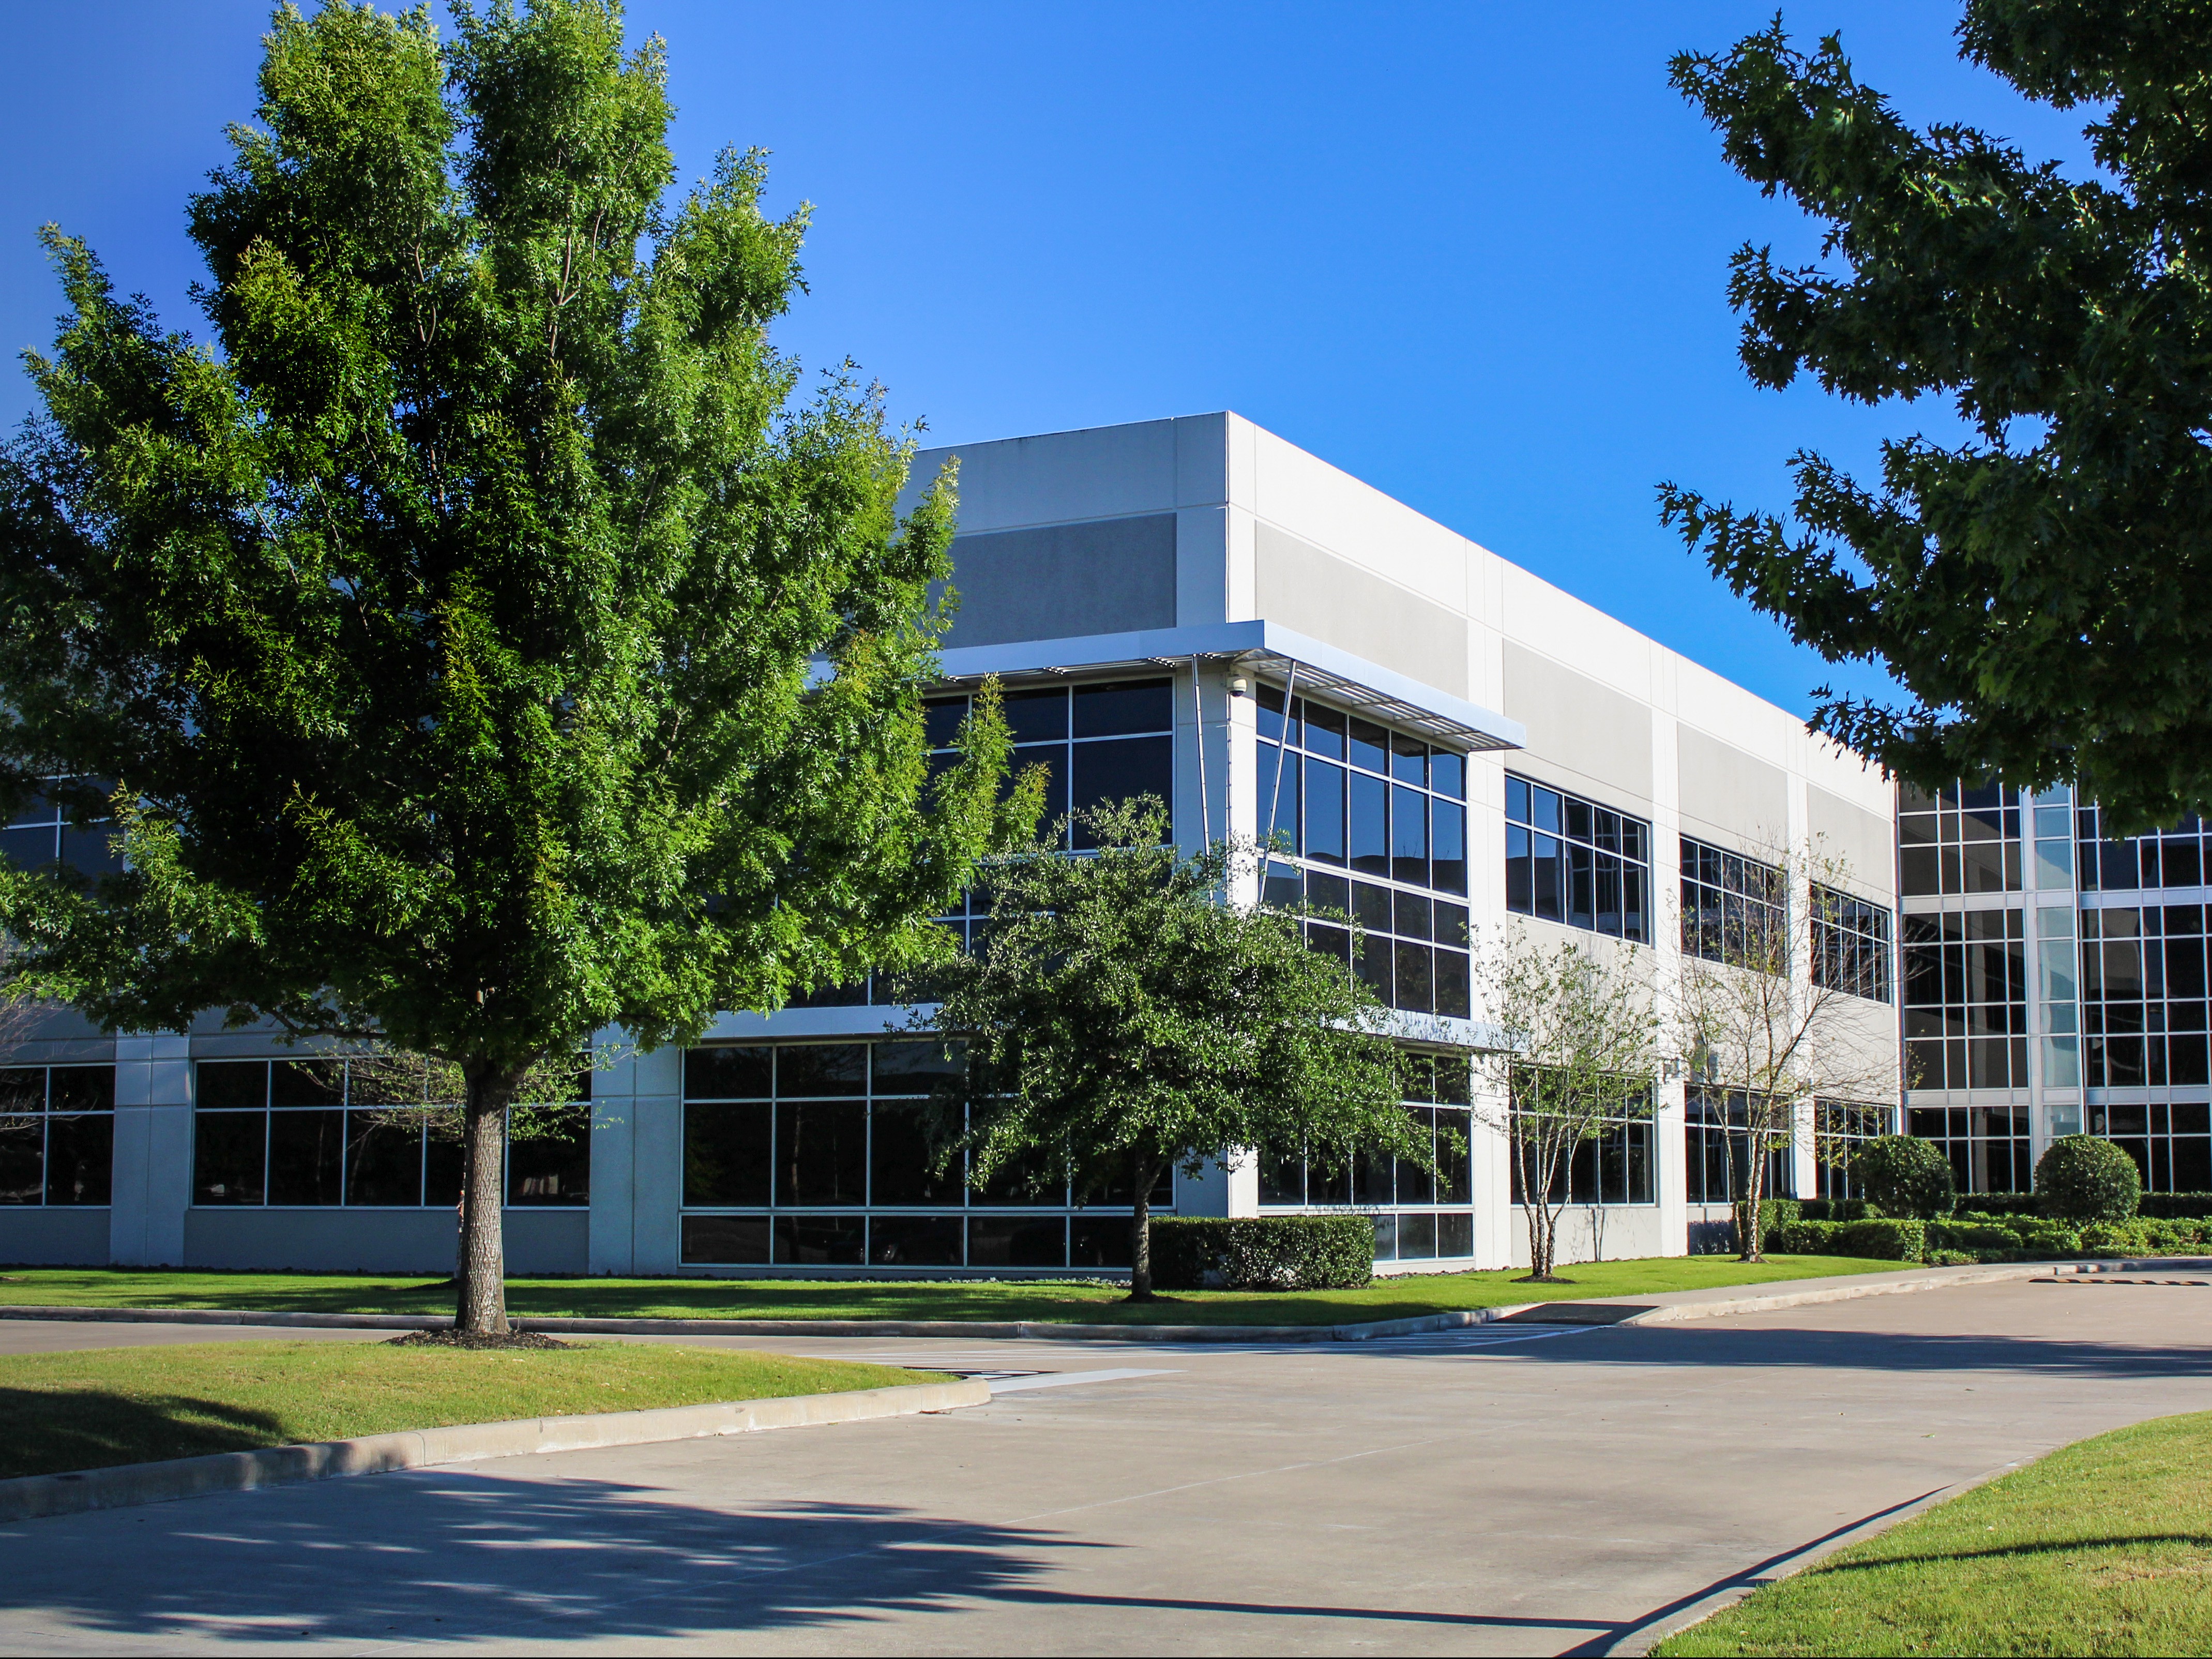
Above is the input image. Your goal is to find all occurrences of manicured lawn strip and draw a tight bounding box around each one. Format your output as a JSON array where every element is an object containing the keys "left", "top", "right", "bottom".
[
  {"left": 0, "top": 1341, "right": 941, "bottom": 1482},
  {"left": 1654, "top": 1411, "right": 2212, "bottom": 1657},
  {"left": 0, "top": 1255, "right": 1914, "bottom": 1326}
]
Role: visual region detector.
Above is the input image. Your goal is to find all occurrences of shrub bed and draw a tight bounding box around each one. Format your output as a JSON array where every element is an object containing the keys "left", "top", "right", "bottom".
[
  {"left": 1768, "top": 1217, "right": 1926, "bottom": 1261},
  {"left": 1149, "top": 1215, "right": 1374, "bottom": 1291}
]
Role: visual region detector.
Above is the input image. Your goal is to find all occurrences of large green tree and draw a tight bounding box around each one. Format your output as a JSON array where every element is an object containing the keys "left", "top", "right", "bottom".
[
  {"left": 1662, "top": 5, "right": 2212, "bottom": 832},
  {"left": 0, "top": 0, "right": 1023, "bottom": 1334},
  {"left": 922, "top": 801, "right": 1434, "bottom": 1300}
]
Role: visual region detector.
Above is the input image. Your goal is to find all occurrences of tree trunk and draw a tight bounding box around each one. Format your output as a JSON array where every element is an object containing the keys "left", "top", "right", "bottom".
[
  {"left": 1127, "top": 1148, "right": 1161, "bottom": 1302},
  {"left": 455, "top": 1062, "right": 524, "bottom": 1335},
  {"left": 1738, "top": 1122, "right": 1769, "bottom": 1263}
]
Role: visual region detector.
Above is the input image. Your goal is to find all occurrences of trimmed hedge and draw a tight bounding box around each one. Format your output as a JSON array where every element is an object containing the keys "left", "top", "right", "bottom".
[
  {"left": 2036, "top": 1135, "right": 2142, "bottom": 1222},
  {"left": 2079, "top": 1216, "right": 2212, "bottom": 1255},
  {"left": 1942, "top": 1191, "right": 2041, "bottom": 1218},
  {"left": 1858, "top": 1136, "right": 1957, "bottom": 1219},
  {"left": 1796, "top": 1197, "right": 1874, "bottom": 1222},
  {"left": 1768, "top": 1217, "right": 1927, "bottom": 1261},
  {"left": 2142, "top": 1192, "right": 2212, "bottom": 1220},
  {"left": 1149, "top": 1215, "right": 1374, "bottom": 1291}
]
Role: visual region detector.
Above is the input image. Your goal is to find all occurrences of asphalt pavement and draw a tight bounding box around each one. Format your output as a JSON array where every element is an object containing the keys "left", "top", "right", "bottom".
[{"left": 0, "top": 1273, "right": 2206, "bottom": 1655}]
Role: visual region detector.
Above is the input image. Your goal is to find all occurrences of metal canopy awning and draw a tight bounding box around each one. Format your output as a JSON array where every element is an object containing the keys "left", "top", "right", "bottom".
[{"left": 929, "top": 620, "right": 1525, "bottom": 755}]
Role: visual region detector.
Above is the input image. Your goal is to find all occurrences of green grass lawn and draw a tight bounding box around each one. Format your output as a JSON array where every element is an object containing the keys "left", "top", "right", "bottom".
[
  {"left": 1655, "top": 1411, "right": 2212, "bottom": 1657},
  {"left": 0, "top": 1254, "right": 1914, "bottom": 1326},
  {"left": 0, "top": 1341, "right": 941, "bottom": 1482}
]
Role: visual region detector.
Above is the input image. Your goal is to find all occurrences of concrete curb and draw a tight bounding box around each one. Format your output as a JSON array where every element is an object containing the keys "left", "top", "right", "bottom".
[
  {"left": 0, "top": 1376, "right": 990, "bottom": 1526},
  {"left": 1601, "top": 1460, "right": 2027, "bottom": 1656},
  {"left": 0, "top": 1303, "right": 1542, "bottom": 1344}
]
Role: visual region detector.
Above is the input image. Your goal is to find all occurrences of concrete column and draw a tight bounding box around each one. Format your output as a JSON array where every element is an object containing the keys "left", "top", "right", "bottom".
[
  {"left": 110, "top": 1033, "right": 191, "bottom": 1266},
  {"left": 629, "top": 1044, "right": 684, "bottom": 1274},
  {"left": 1471, "top": 1085, "right": 1515, "bottom": 1270},
  {"left": 1657, "top": 1075, "right": 1690, "bottom": 1255},
  {"left": 586, "top": 1028, "right": 635, "bottom": 1276}
]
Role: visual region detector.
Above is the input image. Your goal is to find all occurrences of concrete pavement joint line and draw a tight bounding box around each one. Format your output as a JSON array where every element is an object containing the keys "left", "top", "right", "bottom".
[
  {"left": 1597, "top": 1460, "right": 2031, "bottom": 1657},
  {"left": 0, "top": 1377, "right": 992, "bottom": 1526}
]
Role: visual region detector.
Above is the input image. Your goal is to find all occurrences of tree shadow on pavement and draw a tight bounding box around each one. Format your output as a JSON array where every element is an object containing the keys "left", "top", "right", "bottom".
[{"left": 0, "top": 1474, "right": 1084, "bottom": 1646}]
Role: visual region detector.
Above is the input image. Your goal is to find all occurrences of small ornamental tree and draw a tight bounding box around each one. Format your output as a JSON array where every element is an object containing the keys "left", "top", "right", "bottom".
[
  {"left": 921, "top": 799, "right": 1433, "bottom": 1300},
  {"left": 1857, "top": 1135, "right": 1957, "bottom": 1221},
  {"left": 2036, "top": 1134, "right": 2142, "bottom": 1224},
  {"left": 0, "top": 0, "right": 1026, "bottom": 1337},
  {"left": 1674, "top": 842, "right": 1898, "bottom": 1262},
  {"left": 1472, "top": 926, "right": 1659, "bottom": 1281}
]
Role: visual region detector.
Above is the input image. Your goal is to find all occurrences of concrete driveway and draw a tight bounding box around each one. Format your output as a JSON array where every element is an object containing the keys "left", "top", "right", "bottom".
[{"left": 0, "top": 1274, "right": 2206, "bottom": 1656}]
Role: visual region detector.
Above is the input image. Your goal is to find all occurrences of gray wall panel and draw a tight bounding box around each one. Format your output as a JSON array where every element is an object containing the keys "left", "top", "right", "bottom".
[
  {"left": 938, "top": 514, "right": 1177, "bottom": 647},
  {"left": 0, "top": 1208, "right": 110, "bottom": 1266},
  {"left": 1501, "top": 642, "right": 1653, "bottom": 800},
  {"left": 1808, "top": 783, "right": 1897, "bottom": 898},
  {"left": 1678, "top": 727, "right": 1791, "bottom": 847},
  {"left": 1253, "top": 523, "right": 1468, "bottom": 698}
]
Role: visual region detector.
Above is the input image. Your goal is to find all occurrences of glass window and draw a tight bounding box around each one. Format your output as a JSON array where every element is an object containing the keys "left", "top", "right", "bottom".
[
  {"left": 1899, "top": 779, "right": 2022, "bottom": 896},
  {"left": 1508, "top": 1073, "right": 1657, "bottom": 1206},
  {"left": 0, "top": 1065, "right": 115, "bottom": 1207},
  {"left": 1908, "top": 1104, "right": 2033, "bottom": 1194},
  {"left": 1507, "top": 776, "right": 1649, "bottom": 942},
  {"left": 1681, "top": 839, "right": 1785, "bottom": 969},
  {"left": 1902, "top": 909, "right": 2028, "bottom": 1091},
  {"left": 1812, "top": 883, "right": 1894, "bottom": 1003},
  {"left": 189, "top": 1057, "right": 588, "bottom": 1208},
  {"left": 1684, "top": 1088, "right": 1795, "bottom": 1204}
]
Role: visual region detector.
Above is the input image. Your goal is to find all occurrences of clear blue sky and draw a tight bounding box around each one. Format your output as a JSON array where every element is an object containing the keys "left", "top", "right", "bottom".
[{"left": 0, "top": 2, "right": 2094, "bottom": 720}]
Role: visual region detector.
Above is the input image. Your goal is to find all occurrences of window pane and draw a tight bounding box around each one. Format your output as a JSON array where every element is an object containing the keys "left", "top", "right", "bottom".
[
  {"left": 872, "top": 1040, "right": 960, "bottom": 1096},
  {"left": 1003, "top": 686, "right": 1069, "bottom": 745},
  {"left": 43, "top": 1113, "right": 112, "bottom": 1205},
  {"left": 1262, "top": 746, "right": 1299, "bottom": 851},
  {"left": 684, "top": 1103, "right": 771, "bottom": 1206},
  {"left": 0, "top": 1115, "right": 41, "bottom": 1204},
  {"left": 1072, "top": 677, "right": 1171, "bottom": 738},
  {"left": 681, "top": 1215, "right": 770, "bottom": 1264},
  {"left": 1390, "top": 733, "right": 1428, "bottom": 788},
  {"left": 1432, "top": 800, "right": 1466, "bottom": 895},
  {"left": 1071, "top": 736, "right": 1173, "bottom": 845},
  {"left": 196, "top": 1062, "right": 267, "bottom": 1111},
  {"left": 1434, "top": 949, "right": 1471, "bottom": 1019},
  {"left": 868, "top": 1215, "right": 964, "bottom": 1267},
  {"left": 1391, "top": 785, "right": 1428, "bottom": 886},
  {"left": 776, "top": 1100, "right": 868, "bottom": 1205},
  {"left": 869, "top": 1103, "right": 964, "bottom": 1205},
  {"left": 1349, "top": 772, "right": 1388, "bottom": 877},
  {"left": 48, "top": 1066, "right": 114, "bottom": 1111},
  {"left": 269, "top": 1061, "right": 343, "bottom": 1108},
  {"left": 1348, "top": 718, "right": 1388, "bottom": 774},
  {"left": 774, "top": 1215, "right": 866, "bottom": 1265},
  {"left": 194, "top": 1113, "right": 265, "bottom": 1205},
  {"left": 1395, "top": 941, "right": 1434, "bottom": 1013},
  {"left": 0, "top": 1069, "right": 43, "bottom": 1112},
  {"left": 1305, "top": 759, "right": 1346, "bottom": 865},
  {"left": 972, "top": 1216, "right": 1069, "bottom": 1268},
  {"left": 268, "top": 1110, "right": 344, "bottom": 1205},
  {"left": 686, "top": 1045, "right": 772, "bottom": 1099},
  {"left": 344, "top": 1111, "right": 423, "bottom": 1206},
  {"left": 776, "top": 1044, "right": 868, "bottom": 1097},
  {"left": 509, "top": 1107, "right": 589, "bottom": 1205}
]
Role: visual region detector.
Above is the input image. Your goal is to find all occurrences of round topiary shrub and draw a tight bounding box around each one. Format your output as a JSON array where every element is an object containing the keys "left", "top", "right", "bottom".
[
  {"left": 2036, "top": 1135, "right": 2142, "bottom": 1223},
  {"left": 1855, "top": 1135, "right": 1957, "bottom": 1219}
]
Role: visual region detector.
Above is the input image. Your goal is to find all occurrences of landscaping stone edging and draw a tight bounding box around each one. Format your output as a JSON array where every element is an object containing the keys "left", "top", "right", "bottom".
[{"left": 0, "top": 1375, "right": 991, "bottom": 1525}]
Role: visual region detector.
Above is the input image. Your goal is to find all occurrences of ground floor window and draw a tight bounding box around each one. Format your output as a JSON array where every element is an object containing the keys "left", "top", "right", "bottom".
[
  {"left": 1507, "top": 1082, "right": 1657, "bottom": 1208},
  {"left": 191, "top": 1057, "right": 589, "bottom": 1209},
  {"left": 1256, "top": 1057, "right": 1476, "bottom": 1261},
  {"left": 1814, "top": 1100, "right": 1898, "bottom": 1200},
  {"left": 1906, "top": 1104, "right": 2031, "bottom": 1194},
  {"left": 679, "top": 1039, "right": 1170, "bottom": 1268},
  {"left": 1685, "top": 1088, "right": 1795, "bottom": 1204},
  {"left": 0, "top": 1065, "right": 113, "bottom": 1205},
  {"left": 2090, "top": 1102, "right": 2211, "bottom": 1191}
]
